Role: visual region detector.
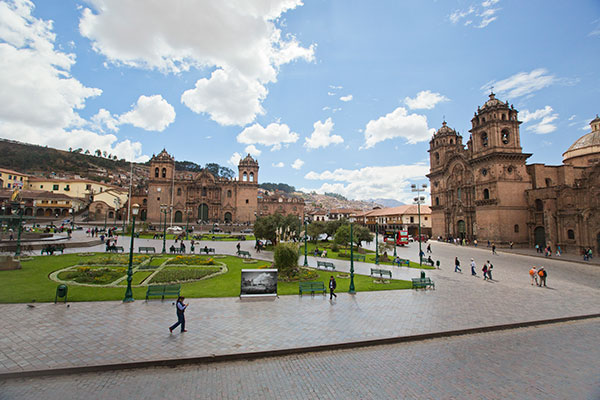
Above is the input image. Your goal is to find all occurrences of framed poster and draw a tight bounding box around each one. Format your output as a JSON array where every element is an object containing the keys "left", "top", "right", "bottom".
[{"left": 240, "top": 269, "right": 278, "bottom": 297}]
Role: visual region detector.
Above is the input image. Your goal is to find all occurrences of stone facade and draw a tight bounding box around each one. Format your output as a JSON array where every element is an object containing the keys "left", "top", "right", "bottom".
[{"left": 428, "top": 96, "right": 600, "bottom": 253}]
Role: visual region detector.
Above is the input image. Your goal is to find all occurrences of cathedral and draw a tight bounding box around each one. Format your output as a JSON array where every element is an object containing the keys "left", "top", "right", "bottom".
[{"left": 427, "top": 93, "right": 600, "bottom": 254}]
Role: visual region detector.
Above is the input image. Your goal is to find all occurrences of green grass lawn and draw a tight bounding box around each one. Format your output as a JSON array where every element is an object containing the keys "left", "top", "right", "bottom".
[
  {"left": 137, "top": 233, "right": 255, "bottom": 241},
  {"left": 0, "top": 253, "right": 412, "bottom": 303}
]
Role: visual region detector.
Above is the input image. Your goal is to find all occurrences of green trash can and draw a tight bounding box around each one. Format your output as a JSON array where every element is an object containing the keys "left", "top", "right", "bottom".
[
  {"left": 55, "top": 284, "right": 68, "bottom": 304},
  {"left": 420, "top": 270, "right": 426, "bottom": 279}
]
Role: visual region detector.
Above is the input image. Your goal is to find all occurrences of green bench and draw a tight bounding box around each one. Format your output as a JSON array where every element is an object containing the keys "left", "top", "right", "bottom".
[
  {"left": 200, "top": 247, "right": 216, "bottom": 254},
  {"left": 299, "top": 281, "right": 326, "bottom": 296},
  {"left": 211, "top": 236, "right": 224, "bottom": 240},
  {"left": 145, "top": 284, "right": 181, "bottom": 300},
  {"left": 41, "top": 244, "right": 65, "bottom": 255},
  {"left": 370, "top": 268, "right": 392, "bottom": 279},
  {"left": 394, "top": 258, "right": 410, "bottom": 267},
  {"left": 421, "top": 258, "right": 435, "bottom": 267},
  {"left": 316, "top": 261, "right": 336, "bottom": 271},
  {"left": 139, "top": 246, "right": 156, "bottom": 253},
  {"left": 169, "top": 247, "right": 184, "bottom": 254},
  {"left": 353, "top": 254, "right": 366, "bottom": 262},
  {"left": 107, "top": 246, "right": 124, "bottom": 253},
  {"left": 411, "top": 277, "right": 435, "bottom": 290},
  {"left": 237, "top": 250, "right": 251, "bottom": 258}
]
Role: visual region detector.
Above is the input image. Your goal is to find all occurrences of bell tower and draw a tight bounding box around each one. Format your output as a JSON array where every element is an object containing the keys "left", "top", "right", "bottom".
[{"left": 238, "top": 154, "right": 259, "bottom": 185}]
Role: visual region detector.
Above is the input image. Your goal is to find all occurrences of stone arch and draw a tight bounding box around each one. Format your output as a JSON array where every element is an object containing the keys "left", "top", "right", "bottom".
[
  {"left": 249, "top": 172, "right": 254, "bottom": 182},
  {"left": 224, "top": 212, "right": 232, "bottom": 223},
  {"left": 36, "top": 208, "right": 45, "bottom": 217},
  {"left": 501, "top": 128, "right": 510, "bottom": 144},
  {"left": 483, "top": 188, "right": 490, "bottom": 199},
  {"left": 162, "top": 168, "right": 166, "bottom": 178},
  {"left": 481, "top": 132, "right": 488, "bottom": 147},
  {"left": 534, "top": 226, "right": 546, "bottom": 247},
  {"left": 242, "top": 172, "right": 248, "bottom": 182},
  {"left": 174, "top": 210, "right": 183, "bottom": 223},
  {"left": 154, "top": 168, "right": 159, "bottom": 178},
  {"left": 24, "top": 207, "right": 33, "bottom": 216},
  {"left": 198, "top": 204, "right": 208, "bottom": 221}
]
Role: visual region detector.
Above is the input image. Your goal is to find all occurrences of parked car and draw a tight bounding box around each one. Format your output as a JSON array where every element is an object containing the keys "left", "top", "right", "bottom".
[
  {"left": 240, "top": 228, "right": 253, "bottom": 234},
  {"left": 167, "top": 226, "right": 184, "bottom": 234}
]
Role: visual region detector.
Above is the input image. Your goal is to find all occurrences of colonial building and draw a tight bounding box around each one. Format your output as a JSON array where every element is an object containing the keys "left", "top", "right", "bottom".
[
  {"left": 257, "top": 189, "right": 305, "bottom": 219},
  {"left": 355, "top": 205, "right": 432, "bottom": 237},
  {"left": 0, "top": 168, "right": 30, "bottom": 190},
  {"left": 428, "top": 93, "right": 599, "bottom": 253}
]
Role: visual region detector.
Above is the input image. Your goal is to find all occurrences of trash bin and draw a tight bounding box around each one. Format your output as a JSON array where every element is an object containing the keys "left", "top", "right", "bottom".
[
  {"left": 420, "top": 271, "right": 426, "bottom": 279},
  {"left": 55, "top": 284, "right": 68, "bottom": 304},
  {"left": 436, "top": 260, "right": 441, "bottom": 269}
]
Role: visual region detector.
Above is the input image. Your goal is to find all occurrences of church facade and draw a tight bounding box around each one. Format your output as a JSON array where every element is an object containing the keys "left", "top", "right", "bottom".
[{"left": 428, "top": 93, "right": 600, "bottom": 254}]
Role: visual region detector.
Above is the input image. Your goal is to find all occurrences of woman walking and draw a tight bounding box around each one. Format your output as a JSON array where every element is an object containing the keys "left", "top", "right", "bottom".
[{"left": 169, "top": 296, "right": 188, "bottom": 333}]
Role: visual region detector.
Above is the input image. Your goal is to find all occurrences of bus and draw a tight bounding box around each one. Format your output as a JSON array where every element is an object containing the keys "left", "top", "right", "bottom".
[{"left": 383, "top": 230, "right": 409, "bottom": 246}]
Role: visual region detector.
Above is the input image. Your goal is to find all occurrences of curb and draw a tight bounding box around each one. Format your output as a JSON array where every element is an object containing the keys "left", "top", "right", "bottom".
[{"left": 1, "top": 312, "right": 599, "bottom": 380}]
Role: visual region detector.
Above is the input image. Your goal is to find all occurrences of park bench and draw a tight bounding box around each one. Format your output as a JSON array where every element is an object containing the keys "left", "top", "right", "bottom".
[
  {"left": 316, "top": 261, "right": 336, "bottom": 271},
  {"left": 200, "top": 247, "right": 216, "bottom": 254},
  {"left": 394, "top": 258, "right": 410, "bottom": 267},
  {"left": 139, "top": 246, "right": 156, "bottom": 253},
  {"left": 169, "top": 247, "right": 184, "bottom": 254},
  {"left": 107, "top": 246, "right": 124, "bottom": 253},
  {"left": 145, "top": 284, "right": 181, "bottom": 301},
  {"left": 353, "top": 254, "right": 366, "bottom": 262},
  {"left": 421, "top": 258, "right": 435, "bottom": 267},
  {"left": 411, "top": 277, "right": 435, "bottom": 290},
  {"left": 41, "top": 245, "right": 55, "bottom": 255},
  {"left": 370, "top": 268, "right": 392, "bottom": 279},
  {"left": 211, "top": 236, "right": 224, "bottom": 240},
  {"left": 298, "top": 281, "right": 326, "bottom": 296},
  {"left": 237, "top": 250, "right": 251, "bottom": 258}
]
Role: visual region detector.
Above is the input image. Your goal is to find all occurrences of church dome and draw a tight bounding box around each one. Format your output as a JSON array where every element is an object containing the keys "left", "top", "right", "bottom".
[
  {"left": 239, "top": 154, "right": 258, "bottom": 166},
  {"left": 435, "top": 121, "right": 456, "bottom": 135},
  {"left": 480, "top": 92, "right": 508, "bottom": 110},
  {"left": 563, "top": 115, "right": 600, "bottom": 166}
]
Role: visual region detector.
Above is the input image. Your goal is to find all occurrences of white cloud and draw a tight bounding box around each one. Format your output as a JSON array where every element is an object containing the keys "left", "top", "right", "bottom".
[
  {"left": 327, "top": 92, "right": 336, "bottom": 96},
  {"left": 304, "top": 118, "right": 344, "bottom": 149},
  {"left": 0, "top": 0, "right": 148, "bottom": 162},
  {"left": 244, "top": 144, "right": 262, "bottom": 157},
  {"left": 272, "top": 161, "right": 285, "bottom": 168},
  {"left": 91, "top": 108, "right": 119, "bottom": 132},
  {"left": 228, "top": 152, "right": 242, "bottom": 167},
  {"left": 329, "top": 85, "right": 342, "bottom": 90},
  {"left": 80, "top": 0, "right": 315, "bottom": 126},
  {"left": 481, "top": 0, "right": 500, "bottom": 6},
  {"left": 340, "top": 94, "right": 353, "bottom": 102},
  {"left": 237, "top": 122, "right": 299, "bottom": 151},
  {"left": 362, "top": 107, "right": 435, "bottom": 148},
  {"left": 589, "top": 18, "right": 600, "bottom": 37},
  {"left": 404, "top": 90, "right": 449, "bottom": 110},
  {"left": 449, "top": 6, "right": 475, "bottom": 24},
  {"left": 302, "top": 164, "right": 430, "bottom": 201},
  {"left": 568, "top": 114, "right": 576, "bottom": 121},
  {"left": 449, "top": 1, "right": 501, "bottom": 29},
  {"left": 291, "top": 158, "right": 304, "bottom": 170},
  {"left": 481, "top": 68, "right": 556, "bottom": 99},
  {"left": 119, "top": 95, "right": 175, "bottom": 131},
  {"left": 520, "top": 106, "right": 558, "bottom": 134}
]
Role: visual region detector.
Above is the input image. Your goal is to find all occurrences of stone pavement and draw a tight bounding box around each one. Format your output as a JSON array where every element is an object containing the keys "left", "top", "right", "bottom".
[{"left": 2, "top": 318, "right": 598, "bottom": 400}]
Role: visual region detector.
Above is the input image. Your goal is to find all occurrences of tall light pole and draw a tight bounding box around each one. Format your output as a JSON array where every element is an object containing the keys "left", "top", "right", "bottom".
[
  {"left": 303, "top": 217, "right": 309, "bottom": 267},
  {"left": 161, "top": 204, "right": 168, "bottom": 254},
  {"left": 70, "top": 207, "right": 74, "bottom": 230},
  {"left": 123, "top": 203, "right": 140, "bottom": 303},
  {"left": 375, "top": 221, "right": 379, "bottom": 265},
  {"left": 185, "top": 207, "right": 191, "bottom": 241},
  {"left": 393, "top": 231, "right": 397, "bottom": 258},
  {"left": 349, "top": 223, "right": 355, "bottom": 294},
  {"left": 12, "top": 202, "right": 24, "bottom": 257},
  {"left": 411, "top": 183, "right": 428, "bottom": 267}
]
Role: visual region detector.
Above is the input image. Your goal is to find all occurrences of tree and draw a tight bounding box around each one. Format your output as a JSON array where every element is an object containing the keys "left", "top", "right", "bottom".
[
  {"left": 273, "top": 242, "right": 300, "bottom": 278},
  {"left": 307, "top": 220, "right": 325, "bottom": 242},
  {"left": 354, "top": 225, "right": 374, "bottom": 247},
  {"left": 333, "top": 224, "right": 373, "bottom": 248},
  {"left": 204, "top": 163, "right": 235, "bottom": 179},
  {"left": 253, "top": 215, "right": 278, "bottom": 244},
  {"left": 324, "top": 218, "right": 346, "bottom": 240},
  {"left": 333, "top": 224, "right": 351, "bottom": 247},
  {"left": 95, "top": 149, "right": 102, "bottom": 157},
  {"left": 84, "top": 149, "right": 90, "bottom": 155},
  {"left": 102, "top": 150, "right": 107, "bottom": 157}
]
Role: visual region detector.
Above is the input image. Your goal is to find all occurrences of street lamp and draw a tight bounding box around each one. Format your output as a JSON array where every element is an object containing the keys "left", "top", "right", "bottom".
[
  {"left": 375, "top": 221, "right": 379, "bottom": 265},
  {"left": 349, "top": 223, "right": 355, "bottom": 294},
  {"left": 70, "top": 208, "right": 74, "bottom": 231},
  {"left": 411, "top": 183, "right": 428, "bottom": 267},
  {"left": 160, "top": 204, "right": 168, "bottom": 253},
  {"left": 303, "top": 217, "right": 309, "bottom": 267},
  {"left": 12, "top": 202, "right": 25, "bottom": 257},
  {"left": 393, "top": 231, "right": 397, "bottom": 258},
  {"left": 123, "top": 203, "right": 139, "bottom": 303},
  {"left": 185, "top": 207, "right": 191, "bottom": 240}
]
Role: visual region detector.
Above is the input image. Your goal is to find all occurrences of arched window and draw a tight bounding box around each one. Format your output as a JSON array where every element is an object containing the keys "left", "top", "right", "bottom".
[
  {"left": 501, "top": 129, "right": 510, "bottom": 144},
  {"left": 224, "top": 212, "right": 232, "bottom": 223},
  {"left": 202, "top": 187, "right": 207, "bottom": 196},
  {"left": 243, "top": 172, "right": 248, "bottom": 182},
  {"left": 567, "top": 229, "right": 575, "bottom": 240},
  {"left": 502, "top": 114, "right": 506, "bottom": 120},
  {"left": 227, "top": 190, "right": 232, "bottom": 198},
  {"left": 545, "top": 178, "right": 552, "bottom": 187},
  {"left": 449, "top": 139, "right": 453, "bottom": 144},
  {"left": 535, "top": 199, "right": 543, "bottom": 212},
  {"left": 483, "top": 188, "right": 490, "bottom": 199},
  {"left": 142, "top": 199, "right": 147, "bottom": 206},
  {"left": 435, "top": 197, "right": 439, "bottom": 206},
  {"left": 435, "top": 152, "right": 439, "bottom": 163},
  {"left": 481, "top": 132, "right": 488, "bottom": 147},
  {"left": 161, "top": 168, "right": 166, "bottom": 178},
  {"left": 174, "top": 211, "right": 183, "bottom": 223},
  {"left": 249, "top": 172, "right": 254, "bottom": 182},
  {"left": 177, "top": 188, "right": 182, "bottom": 196},
  {"left": 457, "top": 188, "right": 462, "bottom": 200},
  {"left": 154, "top": 168, "right": 159, "bottom": 178},
  {"left": 514, "top": 224, "right": 519, "bottom": 233}
]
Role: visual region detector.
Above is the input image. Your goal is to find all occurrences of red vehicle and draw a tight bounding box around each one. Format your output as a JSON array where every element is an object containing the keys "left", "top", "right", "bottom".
[
  {"left": 413, "top": 234, "right": 429, "bottom": 243},
  {"left": 383, "top": 230, "right": 409, "bottom": 246}
]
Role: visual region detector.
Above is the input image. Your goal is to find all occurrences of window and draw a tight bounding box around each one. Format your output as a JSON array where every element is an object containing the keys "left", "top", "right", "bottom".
[
  {"left": 249, "top": 172, "right": 254, "bottom": 182},
  {"left": 424, "top": 217, "right": 428, "bottom": 221},
  {"left": 155, "top": 168, "right": 159, "bottom": 178},
  {"left": 142, "top": 199, "right": 147, "bottom": 206},
  {"left": 435, "top": 152, "right": 439, "bottom": 163},
  {"left": 243, "top": 172, "right": 248, "bottom": 182},
  {"left": 450, "top": 139, "right": 453, "bottom": 144},
  {"left": 227, "top": 190, "right": 232, "bottom": 198},
  {"left": 64, "top": 185, "right": 70, "bottom": 191},
  {"left": 545, "top": 178, "right": 552, "bottom": 187},
  {"left": 86, "top": 184, "right": 92, "bottom": 190},
  {"left": 202, "top": 187, "right": 207, "bottom": 196},
  {"left": 435, "top": 197, "right": 439, "bottom": 206},
  {"left": 481, "top": 168, "right": 487, "bottom": 176},
  {"left": 514, "top": 224, "right": 519, "bottom": 233},
  {"left": 535, "top": 199, "right": 543, "bottom": 212},
  {"left": 53, "top": 184, "right": 59, "bottom": 190},
  {"left": 481, "top": 132, "right": 488, "bottom": 147},
  {"left": 161, "top": 168, "right": 166, "bottom": 178},
  {"left": 502, "top": 114, "right": 505, "bottom": 120},
  {"left": 245, "top": 199, "right": 249, "bottom": 204},
  {"left": 457, "top": 188, "right": 462, "bottom": 200},
  {"left": 567, "top": 229, "right": 575, "bottom": 240},
  {"left": 40, "top": 185, "right": 43, "bottom": 189},
  {"left": 177, "top": 188, "right": 182, "bottom": 196},
  {"left": 410, "top": 216, "right": 414, "bottom": 223},
  {"left": 501, "top": 129, "right": 510, "bottom": 144},
  {"left": 483, "top": 188, "right": 490, "bottom": 199}
]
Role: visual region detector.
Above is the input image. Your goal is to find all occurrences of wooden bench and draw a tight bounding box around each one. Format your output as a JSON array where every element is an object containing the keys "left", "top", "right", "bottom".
[
  {"left": 421, "top": 258, "right": 435, "bottom": 267},
  {"left": 370, "top": 268, "right": 392, "bottom": 279},
  {"left": 107, "top": 246, "right": 124, "bottom": 253},
  {"left": 353, "top": 254, "right": 366, "bottom": 262},
  {"left": 411, "top": 277, "right": 435, "bottom": 289},
  {"left": 169, "top": 247, "right": 183, "bottom": 254},
  {"left": 145, "top": 284, "right": 181, "bottom": 300},
  {"left": 237, "top": 250, "right": 251, "bottom": 258},
  {"left": 316, "top": 261, "right": 336, "bottom": 271},
  {"left": 139, "top": 246, "right": 156, "bottom": 253},
  {"left": 394, "top": 258, "right": 410, "bottom": 267},
  {"left": 55, "top": 244, "right": 65, "bottom": 254},
  {"left": 200, "top": 247, "right": 216, "bottom": 254},
  {"left": 211, "top": 236, "right": 224, "bottom": 240},
  {"left": 41, "top": 245, "right": 56, "bottom": 255},
  {"left": 299, "top": 281, "right": 326, "bottom": 296}
]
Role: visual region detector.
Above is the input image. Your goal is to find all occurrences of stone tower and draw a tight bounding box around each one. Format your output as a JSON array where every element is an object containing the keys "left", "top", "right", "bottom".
[
  {"left": 147, "top": 149, "right": 175, "bottom": 222},
  {"left": 235, "top": 154, "right": 259, "bottom": 223}
]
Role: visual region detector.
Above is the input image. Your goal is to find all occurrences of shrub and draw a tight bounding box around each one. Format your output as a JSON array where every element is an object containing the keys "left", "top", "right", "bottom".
[
  {"left": 331, "top": 243, "right": 340, "bottom": 252},
  {"left": 274, "top": 242, "right": 299, "bottom": 278}
]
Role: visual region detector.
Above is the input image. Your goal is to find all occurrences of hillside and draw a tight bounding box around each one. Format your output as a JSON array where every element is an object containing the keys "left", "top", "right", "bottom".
[{"left": 299, "top": 192, "right": 384, "bottom": 212}]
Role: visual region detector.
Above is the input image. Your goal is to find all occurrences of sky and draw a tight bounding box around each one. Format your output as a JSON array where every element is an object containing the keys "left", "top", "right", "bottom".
[{"left": 0, "top": 0, "right": 599, "bottom": 204}]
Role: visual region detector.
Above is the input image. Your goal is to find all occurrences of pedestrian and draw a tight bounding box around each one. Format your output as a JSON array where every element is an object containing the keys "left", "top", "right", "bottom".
[
  {"left": 492, "top": 244, "right": 497, "bottom": 255},
  {"left": 329, "top": 275, "right": 337, "bottom": 300},
  {"left": 487, "top": 261, "right": 493, "bottom": 280},
  {"left": 426, "top": 243, "right": 432, "bottom": 253},
  {"left": 529, "top": 266, "right": 538, "bottom": 286},
  {"left": 180, "top": 241, "right": 185, "bottom": 253},
  {"left": 474, "top": 239, "right": 478, "bottom": 247},
  {"left": 169, "top": 296, "right": 188, "bottom": 333},
  {"left": 236, "top": 242, "right": 241, "bottom": 253},
  {"left": 487, "top": 240, "right": 491, "bottom": 247},
  {"left": 470, "top": 258, "right": 477, "bottom": 276},
  {"left": 538, "top": 267, "right": 547, "bottom": 287},
  {"left": 509, "top": 241, "right": 513, "bottom": 249},
  {"left": 454, "top": 257, "right": 461, "bottom": 272},
  {"left": 556, "top": 246, "right": 561, "bottom": 256},
  {"left": 535, "top": 244, "right": 540, "bottom": 253},
  {"left": 482, "top": 262, "right": 488, "bottom": 280}
]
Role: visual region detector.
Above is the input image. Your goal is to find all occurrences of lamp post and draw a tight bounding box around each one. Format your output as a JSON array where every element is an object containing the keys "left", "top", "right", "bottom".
[
  {"left": 303, "top": 217, "right": 309, "bottom": 267},
  {"left": 12, "top": 202, "right": 24, "bottom": 257},
  {"left": 393, "top": 231, "right": 397, "bottom": 258},
  {"left": 411, "top": 183, "right": 428, "bottom": 267},
  {"left": 123, "top": 203, "right": 139, "bottom": 303},
  {"left": 349, "top": 223, "right": 355, "bottom": 294},
  {"left": 113, "top": 198, "right": 120, "bottom": 227},
  {"left": 160, "top": 204, "right": 168, "bottom": 254},
  {"left": 185, "top": 207, "right": 191, "bottom": 241},
  {"left": 70, "top": 208, "right": 74, "bottom": 230},
  {"left": 375, "top": 221, "right": 379, "bottom": 265},
  {"left": 104, "top": 211, "right": 107, "bottom": 232}
]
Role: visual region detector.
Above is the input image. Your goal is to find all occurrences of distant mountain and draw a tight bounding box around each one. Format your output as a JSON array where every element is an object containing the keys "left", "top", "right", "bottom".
[{"left": 368, "top": 198, "right": 404, "bottom": 208}]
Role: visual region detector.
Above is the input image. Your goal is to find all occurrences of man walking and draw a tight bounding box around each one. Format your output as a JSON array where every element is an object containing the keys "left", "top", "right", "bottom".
[
  {"left": 329, "top": 276, "right": 337, "bottom": 300},
  {"left": 470, "top": 258, "right": 477, "bottom": 276},
  {"left": 529, "top": 266, "right": 538, "bottom": 286},
  {"left": 169, "top": 296, "right": 188, "bottom": 333},
  {"left": 491, "top": 243, "right": 497, "bottom": 255},
  {"left": 426, "top": 243, "right": 432, "bottom": 253},
  {"left": 454, "top": 257, "right": 461, "bottom": 272},
  {"left": 486, "top": 260, "right": 493, "bottom": 280},
  {"left": 538, "top": 267, "right": 547, "bottom": 287}
]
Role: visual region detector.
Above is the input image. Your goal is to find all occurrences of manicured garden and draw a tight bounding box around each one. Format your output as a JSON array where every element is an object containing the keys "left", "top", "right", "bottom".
[{"left": 0, "top": 253, "right": 412, "bottom": 303}]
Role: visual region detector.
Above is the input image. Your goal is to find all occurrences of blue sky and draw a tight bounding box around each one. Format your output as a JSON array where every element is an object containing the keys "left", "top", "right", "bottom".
[{"left": 0, "top": 0, "right": 599, "bottom": 203}]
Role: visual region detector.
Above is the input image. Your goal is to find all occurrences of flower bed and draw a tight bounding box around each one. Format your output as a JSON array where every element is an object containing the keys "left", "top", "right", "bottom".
[
  {"left": 165, "top": 256, "right": 215, "bottom": 266},
  {"left": 148, "top": 266, "right": 221, "bottom": 284},
  {"left": 57, "top": 266, "right": 126, "bottom": 284},
  {"left": 79, "top": 255, "right": 149, "bottom": 265}
]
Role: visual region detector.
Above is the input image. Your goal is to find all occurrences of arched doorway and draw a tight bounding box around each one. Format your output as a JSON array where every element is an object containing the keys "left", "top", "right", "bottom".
[
  {"left": 36, "top": 208, "right": 45, "bottom": 217},
  {"left": 198, "top": 204, "right": 208, "bottom": 222},
  {"left": 457, "top": 220, "right": 466, "bottom": 239},
  {"left": 44, "top": 209, "right": 52, "bottom": 217},
  {"left": 174, "top": 210, "right": 183, "bottom": 223},
  {"left": 224, "top": 212, "right": 232, "bottom": 223},
  {"left": 534, "top": 226, "right": 546, "bottom": 248},
  {"left": 140, "top": 209, "right": 147, "bottom": 221},
  {"left": 25, "top": 208, "right": 33, "bottom": 216}
]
